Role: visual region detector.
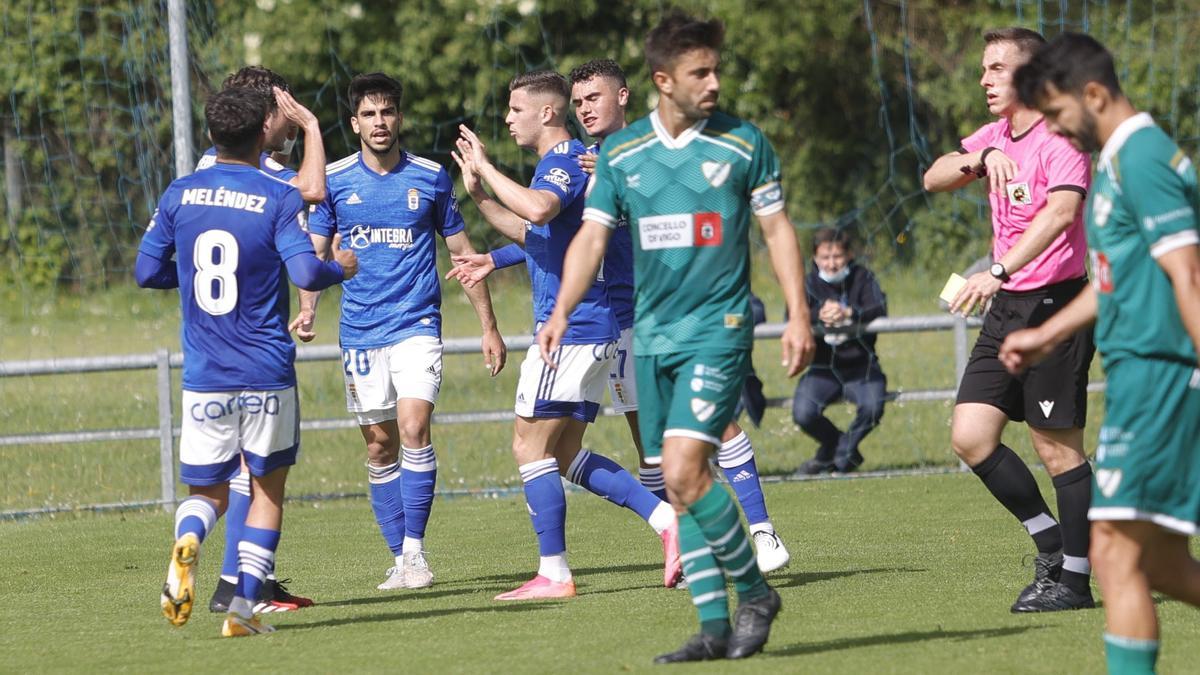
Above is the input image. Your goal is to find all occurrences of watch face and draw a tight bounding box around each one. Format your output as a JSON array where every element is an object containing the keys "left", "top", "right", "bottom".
[{"left": 991, "top": 263, "right": 1007, "bottom": 279}]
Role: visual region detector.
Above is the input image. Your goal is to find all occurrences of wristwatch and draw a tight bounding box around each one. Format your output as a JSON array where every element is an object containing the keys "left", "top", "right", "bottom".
[{"left": 989, "top": 262, "right": 1011, "bottom": 282}]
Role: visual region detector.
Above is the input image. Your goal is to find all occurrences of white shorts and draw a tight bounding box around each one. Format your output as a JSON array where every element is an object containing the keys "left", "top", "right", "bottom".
[
  {"left": 607, "top": 327, "right": 638, "bottom": 414},
  {"left": 343, "top": 335, "right": 443, "bottom": 426},
  {"left": 514, "top": 342, "right": 615, "bottom": 422},
  {"left": 180, "top": 387, "right": 299, "bottom": 486}
]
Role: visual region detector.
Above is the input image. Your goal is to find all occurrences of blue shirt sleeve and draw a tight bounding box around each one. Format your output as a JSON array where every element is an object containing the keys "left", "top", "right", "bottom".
[
  {"left": 274, "top": 189, "right": 317, "bottom": 261},
  {"left": 490, "top": 243, "right": 526, "bottom": 269},
  {"left": 138, "top": 195, "right": 176, "bottom": 261},
  {"left": 285, "top": 252, "right": 344, "bottom": 291},
  {"left": 531, "top": 153, "right": 587, "bottom": 211},
  {"left": 308, "top": 185, "right": 336, "bottom": 238},
  {"left": 134, "top": 250, "right": 179, "bottom": 289},
  {"left": 435, "top": 169, "right": 466, "bottom": 238}
]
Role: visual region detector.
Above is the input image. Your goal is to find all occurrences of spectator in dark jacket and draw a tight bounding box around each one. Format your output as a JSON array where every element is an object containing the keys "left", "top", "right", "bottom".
[{"left": 793, "top": 228, "right": 888, "bottom": 474}]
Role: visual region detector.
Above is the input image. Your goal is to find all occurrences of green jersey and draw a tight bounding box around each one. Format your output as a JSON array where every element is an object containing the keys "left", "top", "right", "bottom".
[
  {"left": 585, "top": 110, "right": 784, "bottom": 355},
  {"left": 1087, "top": 113, "right": 1200, "bottom": 368}
]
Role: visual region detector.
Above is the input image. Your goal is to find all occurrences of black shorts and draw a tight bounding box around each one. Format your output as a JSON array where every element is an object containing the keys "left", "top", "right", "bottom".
[{"left": 956, "top": 276, "right": 1095, "bottom": 428}]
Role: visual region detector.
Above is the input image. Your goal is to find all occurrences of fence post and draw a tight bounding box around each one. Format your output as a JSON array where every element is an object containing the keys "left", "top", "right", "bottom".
[
  {"left": 953, "top": 315, "right": 969, "bottom": 392},
  {"left": 156, "top": 349, "right": 175, "bottom": 512}
]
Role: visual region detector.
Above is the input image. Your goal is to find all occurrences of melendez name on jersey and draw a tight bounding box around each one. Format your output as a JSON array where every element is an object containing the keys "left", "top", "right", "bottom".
[
  {"left": 585, "top": 110, "right": 784, "bottom": 355},
  {"left": 139, "top": 164, "right": 314, "bottom": 392},
  {"left": 309, "top": 151, "right": 465, "bottom": 350}
]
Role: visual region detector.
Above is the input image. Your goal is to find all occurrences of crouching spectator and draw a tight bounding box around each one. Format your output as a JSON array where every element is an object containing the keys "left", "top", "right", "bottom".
[{"left": 793, "top": 228, "right": 888, "bottom": 474}]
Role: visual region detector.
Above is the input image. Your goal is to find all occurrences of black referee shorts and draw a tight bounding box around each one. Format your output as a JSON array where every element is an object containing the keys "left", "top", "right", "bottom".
[{"left": 956, "top": 276, "right": 1095, "bottom": 429}]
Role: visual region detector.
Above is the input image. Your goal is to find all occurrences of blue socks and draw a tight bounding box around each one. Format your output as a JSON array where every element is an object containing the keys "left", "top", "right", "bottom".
[
  {"left": 234, "top": 526, "right": 280, "bottom": 613},
  {"left": 368, "top": 461, "right": 406, "bottom": 555},
  {"left": 639, "top": 466, "right": 668, "bottom": 502},
  {"left": 520, "top": 459, "right": 567, "bottom": 556},
  {"left": 566, "top": 450, "right": 663, "bottom": 522},
  {"left": 174, "top": 496, "right": 217, "bottom": 542},
  {"left": 718, "top": 431, "right": 770, "bottom": 527},
  {"left": 220, "top": 471, "right": 251, "bottom": 581},
  {"left": 401, "top": 445, "right": 437, "bottom": 546}
]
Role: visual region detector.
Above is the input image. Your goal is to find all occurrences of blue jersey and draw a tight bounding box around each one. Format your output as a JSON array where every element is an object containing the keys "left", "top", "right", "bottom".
[
  {"left": 138, "top": 163, "right": 314, "bottom": 391},
  {"left": 309, "top": 151, "right": 465, "bottom": 349},
  {"left": 197, "top": 146, "right": 298, "bottom": 182},
  {"left": 588, "top": 142, "right": 635, "bottom": 331},
  {"left": 526, "top": 139, "right": 617, "bottom": 344}
]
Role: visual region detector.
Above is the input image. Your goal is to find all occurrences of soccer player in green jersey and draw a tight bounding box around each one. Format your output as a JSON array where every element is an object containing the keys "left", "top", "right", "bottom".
[
  {"left": 537, "top": 12, "right": 816, "bottom": 663},
  {"left": 1003, "top": 33, "right": 1200, "bottom": 675}
]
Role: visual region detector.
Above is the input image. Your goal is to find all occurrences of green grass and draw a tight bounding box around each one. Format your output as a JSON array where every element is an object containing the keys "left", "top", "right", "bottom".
[
  {"left": 1, "top": 475, "right": 1197, "bottom": 673},
  {"left": 0, "top": 262, "right": 1107, "bottom": 511}
]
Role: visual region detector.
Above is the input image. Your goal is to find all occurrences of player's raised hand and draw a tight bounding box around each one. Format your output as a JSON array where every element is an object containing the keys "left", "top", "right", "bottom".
[
  {"left": 273, "top": 86, "right": 318, "bottom": 129},
  {"left": 578, "top": 152, "right": 598, "bottom": 175},
  {"left": 481, "top": 327, "right": 507, "bottom": 377},
  {"left": 444, "top": 252, "right": 496, "bottom": 289},
  {"left": 949, "top": 270, "right": 1002, "bottom": 317},
  {"left": 998, "top": 326, "right": 1055, "bottom": 374},
  {"left": 331, "top": 233, "right": 358, "bottom": 280},
  {"left": 457, "top": 124, "right": 492, "bottom": 168},
  {"left": 983, "top": 148, "right": 1018, "bottom": 195},
  {"left": 536, "top": 313, "right": 568, "bottom": 369},
  {"left": 288, "top": 308, "right": 317, "bottom": 342},
  {"left": 451, "top": 141, "right": 484, "bottom": 197}
]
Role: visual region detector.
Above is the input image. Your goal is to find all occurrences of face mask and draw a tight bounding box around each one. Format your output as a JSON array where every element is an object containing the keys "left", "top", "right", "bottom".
[
  {"left": 279, "top": 136, "right": 297, "bottom": 155},
  {"left": 818, "top": 264, "right": 850, "bottom": 284}
]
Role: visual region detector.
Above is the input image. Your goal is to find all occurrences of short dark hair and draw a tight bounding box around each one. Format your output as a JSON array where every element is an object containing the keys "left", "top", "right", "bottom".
[
  {"left": 812, "top": 227, "right": 853, "bottom": 254},
  {"left": 983, "top": 27, "right": 1046, "bottom": 59},
  {"left": 509, "top": 70, "right": 570, "bottom": 102},
  {"left": 645, "top": 11, "right": 724, "bottom": 74},
  {"left": 1015, "top": 32, "right": 1122, "bottom": 108},
  {"left": 221, "top": 65, "right": 290, "bottom": 110},
  {"left": 568, "top": 59, "right": 627, "bottom": 89},
  {"left": 348, "top": 72, "right": 404, "bottom": 115},
  {"left": 206, "top": 88, "right": 268, "bottom": 156}
]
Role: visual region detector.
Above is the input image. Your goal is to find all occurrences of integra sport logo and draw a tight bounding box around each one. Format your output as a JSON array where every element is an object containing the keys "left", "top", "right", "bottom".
[{"left": 348, "top": 224, "right": 415, "bottom": 250}]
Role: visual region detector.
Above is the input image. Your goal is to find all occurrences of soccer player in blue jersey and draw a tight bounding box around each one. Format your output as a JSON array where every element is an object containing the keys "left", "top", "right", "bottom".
[
  {"left": 452, "top": 70, "right": 680, "bottom": 599},
  {"left": 196, "top": 65, "right": 323, "bottom": 614},
  {"left": 448, "top": 58, "right": 790, "bottom": 575},
  {"left": 137, "top": 87, "right": 356, "bottom": 637},
  {"left": 1004, "top": 33, "right": 1200, "bottom": 675},
  {"left": 303, "top": 72, "right": 507, "bottom": 591}
]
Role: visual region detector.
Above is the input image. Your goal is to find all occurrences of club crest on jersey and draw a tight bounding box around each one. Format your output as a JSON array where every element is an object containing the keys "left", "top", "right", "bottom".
[
  {"left": 638, "top": 212, "right": 722, "bottom": 250},
  {"left": 701, "top": 161, "right": 731, "bottom": 188},
  {"left": 348, "top": 223, "right": 414, "bottom": 250},
  {"left": 408, "top": 188, "right": 420, "bottom": 210}
]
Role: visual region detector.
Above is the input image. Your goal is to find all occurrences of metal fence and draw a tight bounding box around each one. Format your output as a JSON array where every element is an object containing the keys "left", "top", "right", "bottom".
[{"left": 1, "top": 314, "right": 997, "bottom": 517}]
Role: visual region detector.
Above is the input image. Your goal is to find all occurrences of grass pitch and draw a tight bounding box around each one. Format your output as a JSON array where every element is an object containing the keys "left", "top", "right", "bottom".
[{"left": 2, "top": 474, "right": 1198, "bottom": 673}]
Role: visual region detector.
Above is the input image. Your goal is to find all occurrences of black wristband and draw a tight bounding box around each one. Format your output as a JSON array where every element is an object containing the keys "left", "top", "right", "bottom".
[{"left": 980, "top": 146, "right": 998, "bottom": 165}]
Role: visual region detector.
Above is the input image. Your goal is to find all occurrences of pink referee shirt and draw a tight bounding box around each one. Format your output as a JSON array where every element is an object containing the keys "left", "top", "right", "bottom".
[{"left": 961, "top": 117, "right": 1090, "bottom": 291}]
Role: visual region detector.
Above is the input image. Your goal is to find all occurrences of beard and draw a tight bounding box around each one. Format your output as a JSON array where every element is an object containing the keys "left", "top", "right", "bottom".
[{"left": 1074, "top": 111, "right": 1102, "bottom": 153}]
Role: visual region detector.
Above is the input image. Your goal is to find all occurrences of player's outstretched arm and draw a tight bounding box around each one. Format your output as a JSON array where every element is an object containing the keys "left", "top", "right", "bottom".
[
  {"left": 537, "top": 220, "right": 612, "bottom": 366},
  {"left": 134, "top": 250, "right": 179, "bottom": 289},
  {"left": 289, "top": 233, "right": 331, "bottom": 342},
  {"left": 457, "top": 125, "right": 561, "bottom": 224},
  {"left": 1157, "top": 243, "right": 1200, "bottom": 357},
  {"left": 999, "top": 283, "right": 1097, "bottom": 374},
  {"left": 452, "top": 143, "right": 528, "bottom": 244},
  {"left": 445, "top": 231, "right": 507, "bottom": 376},
  {"left": 286, "top": 233, "right": 357, "bottom": 291},
  {"left": 273, "top": 87, "right": 326, "bottom": 203},
  {"left": 758, "top": 210, "right": 815, "bottom": 377}
]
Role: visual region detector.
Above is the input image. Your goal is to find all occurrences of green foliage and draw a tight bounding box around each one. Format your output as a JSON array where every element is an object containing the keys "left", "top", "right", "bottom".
[{"left": 5, "top": 1, "right": 1200, "bottom": 288}]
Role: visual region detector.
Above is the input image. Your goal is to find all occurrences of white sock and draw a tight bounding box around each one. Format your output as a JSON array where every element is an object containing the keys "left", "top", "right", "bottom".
[
  {"left": 402, "top": 536, "right": 423, "bottom": 555},
  {"left": 538, "top": 553, "right": 571, "bottom": 583},
  {"left": 749, "top": 521, "right": 774, "bottom": 536},
  {"left": 647, "top": 502, "right": 675, "bottom": 535},
  {"left": 228, "top": 595, "right": 254, "bottom": 619}
]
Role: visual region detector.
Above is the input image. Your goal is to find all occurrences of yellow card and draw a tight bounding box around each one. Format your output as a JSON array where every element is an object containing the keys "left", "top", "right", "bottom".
[{"left": 939, "top": 273, "right": 967, "bottom": 305}]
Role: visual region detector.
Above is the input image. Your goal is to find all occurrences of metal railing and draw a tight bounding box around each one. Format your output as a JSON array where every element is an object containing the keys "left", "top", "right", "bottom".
[{"left": 1, "top": 314, "right": 1000, "bottom": 516}]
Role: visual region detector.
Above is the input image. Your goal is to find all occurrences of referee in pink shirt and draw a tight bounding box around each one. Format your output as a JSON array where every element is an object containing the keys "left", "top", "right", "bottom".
[{"left": 924, "top": 27, "right": 1096, "bottom": 614}]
